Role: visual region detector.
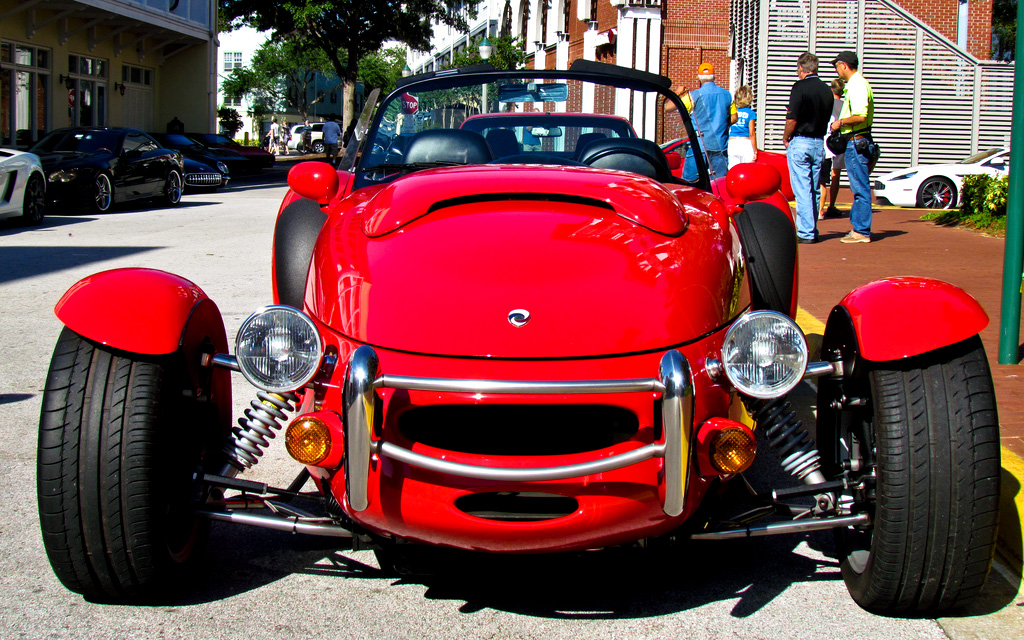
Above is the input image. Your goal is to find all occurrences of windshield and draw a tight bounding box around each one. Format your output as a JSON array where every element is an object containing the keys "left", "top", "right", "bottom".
[
  {"left": 959, "top": 149, "right": 1003, "bottom": 164},
  {"left": 353, "top": 63, "right": 701, "bottom": 190},
  {"left": 158, "top": 134, "right": 199, "bottom": 148},
  {"left": 32, "top": 130, "right": 121, "bottom": 154}
]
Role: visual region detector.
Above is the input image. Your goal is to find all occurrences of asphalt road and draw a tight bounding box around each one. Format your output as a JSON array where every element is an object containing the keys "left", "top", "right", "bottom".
[{"left": 0, "top": 169, "right": 1018, "bottom": 639}]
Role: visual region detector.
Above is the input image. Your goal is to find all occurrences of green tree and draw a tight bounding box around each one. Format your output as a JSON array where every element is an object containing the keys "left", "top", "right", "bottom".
[
  {"left": 221, "top": 37, "right": 338, "bottom": 122},
  {"left": 217, "top": 107, "right": 245, "bottom": 137},
  {"left": 358, "top": 46, "right": 408, "bottom": 95},
  {"left": 992, "top": 0, "right": 1017, "bottom": 61},
  {"left": 221, "top": 0, "right": 473, "bottom": 129},
  {"left": 448, "top": 34, "right": 528, "bottom": 70}
]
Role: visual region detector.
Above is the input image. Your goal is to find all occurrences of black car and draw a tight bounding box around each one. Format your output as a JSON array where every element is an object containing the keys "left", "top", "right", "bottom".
[
  {"left": 182, "top": 157, "right": 228, "bottom": 191},
  {"left": 185, "top": 133, "right": 275, "bottom": 170},
  {"left": 32, "top": 128, "right": 183, "bottom": 213},
  {"left": 150, "top": 133, "right": 252, "bottom": 176}
]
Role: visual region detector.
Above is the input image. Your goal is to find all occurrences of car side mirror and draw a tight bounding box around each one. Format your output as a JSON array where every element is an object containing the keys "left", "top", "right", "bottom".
[
  {"left": 288, "top": 161, "right": 340, "bottom": 204},
  {"left": 665, "top": 152, "right": 682, "bottom": 171},
  {"left": 724, "top": 162, "right": 782, "bottom": 204}
]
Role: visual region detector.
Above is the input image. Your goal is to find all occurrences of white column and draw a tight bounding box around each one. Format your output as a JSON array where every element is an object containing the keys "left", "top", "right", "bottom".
[
  {"left": 615, "top": 15, "right": 634, "bottom": 120},
  {"left": 582, "top": 21, "right": 598, "bottom": 114}
]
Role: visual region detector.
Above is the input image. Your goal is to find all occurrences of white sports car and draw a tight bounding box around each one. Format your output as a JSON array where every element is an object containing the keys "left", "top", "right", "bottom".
[
  {"left": 873, "top": 147, "right": 1009, "bottom": 209},
  {"left": 0, "top": 148, "right": 46, "bottom": 225}
]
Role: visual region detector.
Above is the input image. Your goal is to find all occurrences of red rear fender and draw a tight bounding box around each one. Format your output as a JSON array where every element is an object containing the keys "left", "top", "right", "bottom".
[
  {"left": 830, "top": 277, "right": 988, "bottom": 362},
  {"left": 55, "top": 268, "right": 228, "bottom": 357}
]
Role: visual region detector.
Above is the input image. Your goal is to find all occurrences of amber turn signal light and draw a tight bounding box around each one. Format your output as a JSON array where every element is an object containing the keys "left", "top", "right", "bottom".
[
  {"left": 710, "top": 427, "right": 757, "bottom": 475},
  {"left": 285, "top": 415, "right": 332, "bottom": 465}
]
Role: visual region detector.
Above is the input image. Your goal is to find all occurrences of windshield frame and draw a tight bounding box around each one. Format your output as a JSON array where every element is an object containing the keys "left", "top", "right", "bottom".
[{"left": 350, "top": 61, "right": 706, "bottom": 191}]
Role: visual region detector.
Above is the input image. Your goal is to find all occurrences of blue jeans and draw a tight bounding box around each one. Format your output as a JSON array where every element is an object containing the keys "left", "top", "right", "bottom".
[
  {"left": 845, "top": 138, "right": 875, "bottom": 236},
  {"left": 683, "top": 143, "right": 728, "bottom": 182},
  {"left": 786, "top": 136, "right": 824, "bottom": 241}
]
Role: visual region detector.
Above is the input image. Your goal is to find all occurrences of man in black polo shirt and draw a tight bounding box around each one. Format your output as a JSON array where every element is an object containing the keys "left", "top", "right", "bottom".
[{"left": 783, "top": 52, "right": 834, "bottom": 243}]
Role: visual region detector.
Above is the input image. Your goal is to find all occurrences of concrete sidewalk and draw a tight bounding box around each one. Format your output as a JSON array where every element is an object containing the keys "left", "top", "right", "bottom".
[{"left": 794, "top": 197, "right": 1024, "bottom": 579}]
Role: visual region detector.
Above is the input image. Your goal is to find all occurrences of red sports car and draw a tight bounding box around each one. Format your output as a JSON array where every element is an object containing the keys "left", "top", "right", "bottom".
[{"left": 38, "top": 61, "right": 999, "bottom": 615}]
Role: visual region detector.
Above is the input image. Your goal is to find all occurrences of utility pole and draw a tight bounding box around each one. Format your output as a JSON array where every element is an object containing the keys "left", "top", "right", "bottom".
[{"left": 998, "top": 1, "right": 1024, "bottom": 364}]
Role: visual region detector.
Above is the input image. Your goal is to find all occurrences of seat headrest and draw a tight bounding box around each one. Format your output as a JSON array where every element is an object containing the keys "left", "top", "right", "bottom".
[
  {"left": 404, "top": 129, "right": 493, "bottom": 165},
  {"left": 577, "top": 138, "right": 673, "bottom": 181},
  {"left": 574, "top": 132, "right": 609, "bottom": 158},
  {"left": 485, "top": 129, "right": 521, "bottom": 158}
]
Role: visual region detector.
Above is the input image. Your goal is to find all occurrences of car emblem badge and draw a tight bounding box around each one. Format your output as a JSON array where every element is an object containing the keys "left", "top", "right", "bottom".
[{"left": 508, "top": 309, "right": 531, "bottom": 328}]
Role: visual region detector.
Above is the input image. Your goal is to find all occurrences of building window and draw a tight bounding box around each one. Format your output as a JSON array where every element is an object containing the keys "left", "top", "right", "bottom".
[
  {"left": 1, "top": 41, "right": 50, "bottom": 148},
  {"left": 67, "top": 54, "right": 108, "bottom": 127},
  {"left": 121, "top": 64, "right": 153, "bottom": 87},
  {"left": 223, "top": 51, "right": 243, "bottom": 72}
]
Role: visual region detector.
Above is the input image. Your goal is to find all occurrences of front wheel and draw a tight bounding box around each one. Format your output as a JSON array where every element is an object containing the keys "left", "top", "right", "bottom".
[
  {"left": 828, "top": 336, "right": 1000, "bottom": 614},
  {"left": 37, "top": 328, "right": 221, "bottom": 601},
  {"left": 163, "top": 169, "right": 183, "bottom": 206},
  {"left": 20, "top": 172, "right": 46, "bottom": 225},
  {"left": 917, "top": 176, "right": 957, "bottom": 209},
  {"left": 92, "top": 172, "right": 113, "bottom": 213}
]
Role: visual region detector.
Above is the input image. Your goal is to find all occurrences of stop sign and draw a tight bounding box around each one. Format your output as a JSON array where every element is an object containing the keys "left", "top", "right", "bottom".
[{"left": 400, "top": 93, "right": 418, "bottom": 115}]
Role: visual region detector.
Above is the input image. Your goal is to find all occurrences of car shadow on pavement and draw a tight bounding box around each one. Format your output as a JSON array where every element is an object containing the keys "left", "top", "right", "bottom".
[{"left": 0, "top": 245, "right": 160, "bottom": 285}]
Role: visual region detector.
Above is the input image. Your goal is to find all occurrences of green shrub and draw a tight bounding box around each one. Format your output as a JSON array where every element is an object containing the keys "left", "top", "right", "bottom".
[{"left": 923, "top": 173, "right": 1007, "bottom": 235}]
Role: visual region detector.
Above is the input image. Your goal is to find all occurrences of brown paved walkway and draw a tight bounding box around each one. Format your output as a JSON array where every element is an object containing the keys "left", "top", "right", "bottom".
[{"left": 796, "top": 196, "right": 1024, "bottom": 459}]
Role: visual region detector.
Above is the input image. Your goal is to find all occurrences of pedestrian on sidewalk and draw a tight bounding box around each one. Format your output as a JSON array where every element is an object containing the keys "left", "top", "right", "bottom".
[
  {"left": 672, "top": 62, "right": 736, "bottom": 182},
  {"left": 728, "top": 85, "right": 758, "bottom": 169},
  {"left": 783, "top": 52, "right": 833, "bottom": 244},
  {"left": 820, "top": 78, "right": 846, "bottom": 220},
  {"left": 322, "top": 115, "right": 342, "bottom": 166},
  {"left": 831, "top": 51, "right": 876, "bottom": 244},
  {"left": 267, "top": 118, "right": 280, "bottom": 155}
]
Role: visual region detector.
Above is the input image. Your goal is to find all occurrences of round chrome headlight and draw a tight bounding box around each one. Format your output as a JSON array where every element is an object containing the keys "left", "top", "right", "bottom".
[
  {"left": 235, "top": 306, "right": 323, "bottom": 393},
  {"left": 721, "top": 311, "right": 808, "bottom": 399},
  {"left": 216, "top": 161, "right": 229, "bottom": 174}
]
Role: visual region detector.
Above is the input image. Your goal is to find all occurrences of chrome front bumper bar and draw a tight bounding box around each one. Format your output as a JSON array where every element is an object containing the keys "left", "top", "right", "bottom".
[{"left": 342, "top": 345, "right": 694, "bottom": 516}]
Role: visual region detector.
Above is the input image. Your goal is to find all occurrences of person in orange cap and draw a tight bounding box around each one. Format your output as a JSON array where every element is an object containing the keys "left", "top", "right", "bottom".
[{"left": 676, "top": 62, "right": 736, "bottom": 181}]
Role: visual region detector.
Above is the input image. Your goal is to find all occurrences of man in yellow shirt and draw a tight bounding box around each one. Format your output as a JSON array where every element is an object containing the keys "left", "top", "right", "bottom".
[{"left": 830, "top": 51, "right": 875, "bottom": 244}]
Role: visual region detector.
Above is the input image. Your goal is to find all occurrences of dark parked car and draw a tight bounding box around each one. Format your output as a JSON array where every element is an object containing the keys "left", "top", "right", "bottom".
[
  {"left": 149, "top": 133, "right": 250, "bottom": 178},
  {"left": 182, "top": 157, "right": 227, "bottom": 191},
  {"left": 186, "top": 133, "right": 275, "bottom": 170},
  {"left": 31, "top": 127, "right": 183, "bottom": 213}
]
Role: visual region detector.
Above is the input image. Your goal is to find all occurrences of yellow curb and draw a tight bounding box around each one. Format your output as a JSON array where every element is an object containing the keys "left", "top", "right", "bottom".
[{"left": 998, "top": 446, "right": 1024, "bottom": 577}]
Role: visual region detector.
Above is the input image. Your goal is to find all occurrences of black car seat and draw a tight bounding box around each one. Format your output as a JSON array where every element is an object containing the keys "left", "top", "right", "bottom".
[
  {"left": 577, "top": 138, "right": 673, "bottom": 182},
  {"left": 574, "top": 132, "right": 609, "bottom": 159},
  {"left": 485, "top": 129, "right": 521, "bottom": 158},
  {"left": 404, "top": 129, "right": 493, "bottom": 165}
]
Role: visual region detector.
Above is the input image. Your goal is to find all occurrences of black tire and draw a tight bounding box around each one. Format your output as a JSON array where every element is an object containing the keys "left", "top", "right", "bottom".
[
  {"left": 312, "top": 140, "right": 325, "bottom": 154},
  {"left": 20, "top": 172, "right": 46, "bottom": 225},
  {"left": 37, "top": 328, "right": 221, "bottom": 601},
  {"left": 163, "top": 169, "right": 183, "bottom": 206},
  {"left": 92, "top": 172, "right": 113, "bottom": 213},
  {"left": 831, "top": 336, "right": 1000, "bottom": 614},
  {"left": 916, "top": 176, "right": 957, "bottom": 209}
]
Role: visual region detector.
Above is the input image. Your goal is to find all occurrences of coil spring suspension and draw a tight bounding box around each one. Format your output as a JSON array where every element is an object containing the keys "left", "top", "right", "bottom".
[
  {"left": 223, "top": 391, "right": 300, "bottom": 471},
  {"left": 747, "top": 396, "right": 823, "bottom": 483}
]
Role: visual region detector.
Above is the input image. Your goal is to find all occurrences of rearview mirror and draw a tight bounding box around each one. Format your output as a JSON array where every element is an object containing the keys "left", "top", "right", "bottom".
[
  {"left": 497, "top": 82, "right": 569, "bottom": 103},
  {"left": 529, "top": 126, "right": 562, "bottom": 138}
]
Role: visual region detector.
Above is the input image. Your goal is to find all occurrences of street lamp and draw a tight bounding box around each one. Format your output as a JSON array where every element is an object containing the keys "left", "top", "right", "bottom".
[
  {"left": 478, "top": 37, "right": 492, "bottom": 113},
  {"left": 402, "top": 64, "right": 411, "bottom": 78}
]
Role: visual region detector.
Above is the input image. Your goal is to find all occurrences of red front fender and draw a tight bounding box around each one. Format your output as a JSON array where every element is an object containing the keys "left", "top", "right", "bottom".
[
  {"left": 836, "top": 277, "right": 988, "bottom": 361},
  {"left": 55, "top": 268, "right": 228, "bottom": 356}
]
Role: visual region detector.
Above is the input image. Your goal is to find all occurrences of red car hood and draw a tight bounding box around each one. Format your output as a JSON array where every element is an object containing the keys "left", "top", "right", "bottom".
[{"left": 307, "top": 166, "right": 744, "bottom": 358}]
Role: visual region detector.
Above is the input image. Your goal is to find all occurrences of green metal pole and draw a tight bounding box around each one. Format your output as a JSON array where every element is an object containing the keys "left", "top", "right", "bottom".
[{"left": 998, "top": 1, "right": 1024, "bottom": 364}]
